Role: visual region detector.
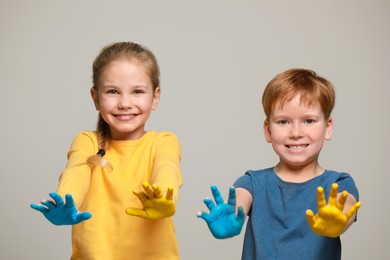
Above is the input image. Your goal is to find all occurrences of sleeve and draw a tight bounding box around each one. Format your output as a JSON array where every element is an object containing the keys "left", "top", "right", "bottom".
[
  {"left": 233, "top": 171, "right": 254, "bottom": 195},
  {"left": 150, "top": 132, "right": 183, "bottom": 200},
  {"left": 335, "top": 172, "right": 359, "bottom": 201},
  {"left": 56, "top": 131, "right": 97, "bottom": 207}
]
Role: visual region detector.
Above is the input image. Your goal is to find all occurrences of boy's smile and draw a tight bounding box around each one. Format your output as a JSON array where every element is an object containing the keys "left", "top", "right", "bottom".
[{"left": 264, "top": 95, "right": 333, "bottom": 174}]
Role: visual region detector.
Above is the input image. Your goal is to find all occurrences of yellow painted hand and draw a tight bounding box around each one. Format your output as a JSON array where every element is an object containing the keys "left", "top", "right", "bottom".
[
  {"left": 306, "top": 183, "right": 361, "bottom": 238},
  {"left": 126, "top": 182, "right": 176, "bottom": 220}
]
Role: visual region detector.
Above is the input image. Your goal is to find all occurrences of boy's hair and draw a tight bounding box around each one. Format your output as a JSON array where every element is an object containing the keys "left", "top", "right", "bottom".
[
  {"left": 87, "top": 42, "right": 160, "bottom": 171},
  {"left": 262, "top": 68, "right": 335, "bottom": 121}
]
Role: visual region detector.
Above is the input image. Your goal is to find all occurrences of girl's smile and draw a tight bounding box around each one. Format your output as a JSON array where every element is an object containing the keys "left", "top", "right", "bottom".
[
  {"left": 91, "top": 59, "right": 160, "bottom": 140},
  {"left": 114, "top": 113, "right": 137, "bottom": 121}
]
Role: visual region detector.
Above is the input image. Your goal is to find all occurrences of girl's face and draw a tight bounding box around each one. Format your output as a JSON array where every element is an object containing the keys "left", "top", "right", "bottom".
[
  {"left": 91, "top": 59, "right": 160, "bottom": 140},
  {"left": 263, "top": 94, "right": 333, "bottom": 171}
]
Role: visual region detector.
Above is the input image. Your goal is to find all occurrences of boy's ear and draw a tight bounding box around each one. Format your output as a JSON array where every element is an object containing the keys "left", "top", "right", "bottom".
[
  {"left": 151, "top": 87, "right": 161, "bottom": 111},
  {"left": 90, "top": 87, "right": 100, "bottom": 111},
  {"left": 325, "top": 117, "right": 333, "bottom": 141},
  {"left": 263, "top": 120, "right": 272, "bottom": 143}
]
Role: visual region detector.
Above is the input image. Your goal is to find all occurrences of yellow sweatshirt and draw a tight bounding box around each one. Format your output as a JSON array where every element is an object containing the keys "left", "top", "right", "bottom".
[{"left": 57, "top": 130, "right": 182, "bottom": 260}]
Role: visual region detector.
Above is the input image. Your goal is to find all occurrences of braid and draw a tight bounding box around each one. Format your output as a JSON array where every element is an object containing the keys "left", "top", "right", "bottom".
[
  {"left": 97, "top": 113, "right": 110, "bottom": 151},
  {"left": 87, "top": 113, "right": 113, "bottom": 172}
]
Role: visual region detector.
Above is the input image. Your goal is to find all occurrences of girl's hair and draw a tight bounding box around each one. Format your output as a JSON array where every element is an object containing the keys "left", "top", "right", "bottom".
[
  {"left": 262, "top": 68, "right": 335, "bottom": 121},
  {"left": 87, "top": 42, "right": 160, "bottom": 171}
]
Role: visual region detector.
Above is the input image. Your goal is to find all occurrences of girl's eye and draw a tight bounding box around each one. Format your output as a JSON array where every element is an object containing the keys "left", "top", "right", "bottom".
[{"left": 133, "top": 89, "right": 144, "bottom": 94}]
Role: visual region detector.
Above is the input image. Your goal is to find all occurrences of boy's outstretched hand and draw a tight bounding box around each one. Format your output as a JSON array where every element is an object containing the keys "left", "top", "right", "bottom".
[
  {"left": 306, "top": 183, "right": 361, "bottom": 238},
  {"left": 197, "top": 185, "right": 245, "bottom": 239},
  {"left": 30, "top": 192, "right": 92, "bottom": 225},
  {"left": 126, "top": 182, "right": 176, "bottom": 220}
]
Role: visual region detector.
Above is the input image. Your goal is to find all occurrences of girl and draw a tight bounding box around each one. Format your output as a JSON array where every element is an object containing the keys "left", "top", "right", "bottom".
[{"left": 31, "top": 42, "right": 183, "bottom": 260}]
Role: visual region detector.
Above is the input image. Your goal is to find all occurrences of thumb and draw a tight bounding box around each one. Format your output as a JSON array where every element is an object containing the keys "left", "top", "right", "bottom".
[
  {"left": 236, "top": 206, "right": 245, "bottom": 225},
  {"left": 306, "top": 209, "right": 316, "bottom": 228},
  {"left": 126, "top": 207, "right": 147, "bottom": 218},
  {"left": 75, "top": 212, "right": 92, "bottom": 224}
]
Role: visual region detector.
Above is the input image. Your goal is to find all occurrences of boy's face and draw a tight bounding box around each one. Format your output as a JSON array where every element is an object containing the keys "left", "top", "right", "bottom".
[{"left": 263, "top": 95, "right": 333, "bottom": 169}]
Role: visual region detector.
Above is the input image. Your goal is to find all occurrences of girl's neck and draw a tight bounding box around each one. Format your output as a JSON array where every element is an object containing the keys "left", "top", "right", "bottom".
[{"left": 274, "top": 162, "right": 324, "bottom": 183}]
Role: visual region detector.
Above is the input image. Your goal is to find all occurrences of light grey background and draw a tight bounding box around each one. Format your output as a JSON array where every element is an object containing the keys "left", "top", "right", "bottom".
[{"left": 1, "top": 1, "right": 389, "bottom": 259}]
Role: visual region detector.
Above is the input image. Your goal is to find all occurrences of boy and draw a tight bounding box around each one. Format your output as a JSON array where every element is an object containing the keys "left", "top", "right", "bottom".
[{"left": 197, "top": 68, "right": 361, "bottom": 259}]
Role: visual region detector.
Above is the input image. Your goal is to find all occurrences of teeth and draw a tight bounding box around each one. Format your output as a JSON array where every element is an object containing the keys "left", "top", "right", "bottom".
[
  {"left": 116, "top": 115, "right": 134, "bottom": 120},
  {"left": 289, "top": 145, "right": 307, "bottom": 150}
]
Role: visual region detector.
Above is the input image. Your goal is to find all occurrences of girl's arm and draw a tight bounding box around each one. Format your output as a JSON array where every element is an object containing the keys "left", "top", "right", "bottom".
[
  {"left": 57, "top": 131, "right": 96, "bottom": 206},
  {"left": 151, "top": 133, "right": 182, "bottom": 201},
  {"left": 31, "top": 192, "right": 91, "bottom": 225}
]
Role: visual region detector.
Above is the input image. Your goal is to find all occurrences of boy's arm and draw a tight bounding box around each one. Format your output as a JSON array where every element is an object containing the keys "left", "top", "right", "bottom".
[
  {"left": 197, "top": 186, "right": 247, "bottom": 239},
  {"left": 306, "top": 183, "right": 361, "bottom": 238},
  {"left": 235, "top": 187, "right": 253, "bottom": 215},
  {"left": 340, "top": 192, "right": 358, "bottom": 233}
]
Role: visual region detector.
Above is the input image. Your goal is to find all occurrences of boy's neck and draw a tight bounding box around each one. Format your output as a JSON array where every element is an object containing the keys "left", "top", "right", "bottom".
[{"left": 274, "top": 162, "right": 324, "bottom": 183}]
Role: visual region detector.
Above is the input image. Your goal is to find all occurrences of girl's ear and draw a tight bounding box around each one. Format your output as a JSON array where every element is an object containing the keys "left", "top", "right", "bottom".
[
  {"left": 324, "top": 117, "right": 334, "bottom": 141},
  {"left": 263, "top": 120, "right": 272, "bottom": 143},
  {"left": 151, "top": 87, "right": 161, "bottom": 111},
  {"left": 90, "top": 87, "right": 100, "bottom": 111}
]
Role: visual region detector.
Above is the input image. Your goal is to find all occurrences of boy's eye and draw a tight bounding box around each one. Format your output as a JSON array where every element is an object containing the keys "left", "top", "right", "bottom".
[
  {"left": 279, "top": 120, "right": 288, "bottom": 125},
  {"left": 107, "top": 89, "right": 119, "bottom": 94},
  {"left": 305, "top": 119, "right": 314, "bottom": 124}
]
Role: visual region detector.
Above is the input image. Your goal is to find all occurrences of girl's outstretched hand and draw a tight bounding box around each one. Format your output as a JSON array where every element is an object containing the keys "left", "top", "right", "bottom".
[
  {"left": 306, "top": 183, "right": 361, "bottom": 238},
  {"left": 126, "top": 182, "right": 176, "bottom": 220},
  {"left": 197, "top": 185, "right": 245, "bottom": 239},
  {"left": 30, "top": 192, "right": 92, "bottom": 225}
]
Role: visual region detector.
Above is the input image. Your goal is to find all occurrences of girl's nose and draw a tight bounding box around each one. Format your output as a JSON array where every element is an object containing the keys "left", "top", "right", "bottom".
[{"left": 118, "top": 94, "right": 133, "bottom": 109}]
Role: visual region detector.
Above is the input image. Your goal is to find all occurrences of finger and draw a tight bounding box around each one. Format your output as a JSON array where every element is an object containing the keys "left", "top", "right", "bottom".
[
  {"left": 152, "top": 184, "right": 163, "bottom": 198},
  {"left": 328, "top": 183, "right": 339, "bottom": 207},
  {"left": 142, "top": 182, "right": 155, "bottom": 198},
  {"left": 126, "top": 207, "right": 147, "bottom": 218},
  {"left": 75, "top": 212, "right": 92, "bottom": 224},
  {"left": 236, "top": 206, "right": 245, "bottom": 225},
  {"left": 203, "top": 197, "right": 216, "bottom": 211},
  {"left": 317, "top": 187, "right": 326, "bottom": 209},
  {"left": 196, "top": 211, "right": 210, "bottom": 222},
  {"left": 305, "top": 209, "right": 316, "bottom": 228},
  {"left": 345, "top": 201, "right": 361, "bottom": 220},
  {"left": 336, "top": 191, "right": 348, "bottom": 211},
  {"left": 132, "top": 189, "right": 148, "bottom": 203},
  {"left": 49, "top": 192, "right": 64, "bottom": 207},
  {"left": 30, "top": 203, "right": 48, "bottom": 213},
  {"left": 165, "top": 186, "right": 174, "bottom": 201},
  {"left": 227, "top": 187, "right": 237, "bottom": 206},
  {"left": 64, "top": 194, "right": 76, "bottom": 209},
  {"left": 211, "top": 185, "right": 224, "bottom": 205},
  {"left": 41, "top": 200, "right": 56, "bottom": 209}
]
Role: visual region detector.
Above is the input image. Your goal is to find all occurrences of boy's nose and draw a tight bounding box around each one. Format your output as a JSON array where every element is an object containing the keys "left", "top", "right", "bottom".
[{"left": 289, "top": 123, "right": 303, "bottom": 139}]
